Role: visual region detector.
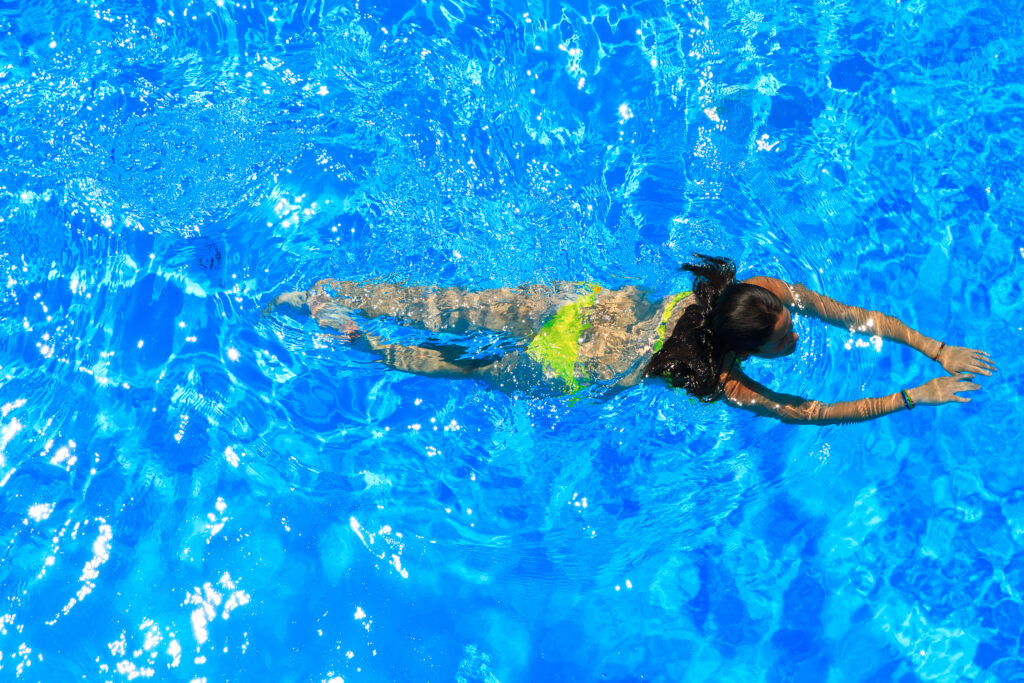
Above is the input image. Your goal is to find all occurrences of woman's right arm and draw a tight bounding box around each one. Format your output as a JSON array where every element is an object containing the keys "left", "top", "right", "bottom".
[{"left": 720, "top": 367, "right": 980, "bottom": 425}]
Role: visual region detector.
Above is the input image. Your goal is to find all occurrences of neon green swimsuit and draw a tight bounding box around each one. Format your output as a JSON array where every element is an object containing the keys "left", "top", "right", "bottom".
[{"left": 526, "top": 288, "right": 691, "bottom": 391}]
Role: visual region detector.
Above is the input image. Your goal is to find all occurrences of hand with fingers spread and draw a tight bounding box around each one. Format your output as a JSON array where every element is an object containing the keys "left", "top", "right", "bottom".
[
  {"left": 936, "top": 344, "right": 997, "bottom": 377},
  {"left": 910, "top": 373, "right": 982, "bottom": 406}
]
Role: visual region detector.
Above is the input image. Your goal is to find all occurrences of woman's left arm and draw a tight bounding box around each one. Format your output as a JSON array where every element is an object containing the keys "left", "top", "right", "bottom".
[{"left": 744, "top": 276, "right": 997, "bottom": 376}]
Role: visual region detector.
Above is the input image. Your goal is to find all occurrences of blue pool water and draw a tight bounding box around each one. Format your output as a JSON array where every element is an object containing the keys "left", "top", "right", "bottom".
[{"left": 1, "top": 0, "right": 1023, "bottom": 680}]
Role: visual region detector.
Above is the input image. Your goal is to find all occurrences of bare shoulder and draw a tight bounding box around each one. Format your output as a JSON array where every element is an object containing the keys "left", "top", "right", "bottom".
[
  {"left": 718, "top": 361, "right": 787, "bottom": 419},
  {"left": 719, "top": 360, "right": 760, "bottom": 405},
  {"left": 741, "top": 275, "right": 790, "bottom": 299}
]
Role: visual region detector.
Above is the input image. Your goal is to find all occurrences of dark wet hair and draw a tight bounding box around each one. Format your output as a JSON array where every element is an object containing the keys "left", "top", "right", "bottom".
[{"left": 644, "top": 254, "right": 783, "bottom": 401}]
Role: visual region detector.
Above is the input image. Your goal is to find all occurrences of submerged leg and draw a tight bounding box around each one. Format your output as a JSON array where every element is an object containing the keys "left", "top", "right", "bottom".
[
  {"left": 354, "top": 339, "right": 541, "bottom": 392},
  {"left": 306, "top": 278, "right": 581, "bottom": 338},
  {"left": 265, "top": 289, "right": 360, "bottom": 340},
  {"left": 360, "top": 336, "right": 506, "bottom": 380},
  {"left": 265, "top": 279, "right": 577, "bottom": 389},
  {"left": 263, "top": 290, "right": 310, "bottom": 316}
]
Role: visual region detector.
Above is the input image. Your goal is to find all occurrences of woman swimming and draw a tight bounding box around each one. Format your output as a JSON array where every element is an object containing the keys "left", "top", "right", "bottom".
[{"left": 266, "top": 255, "right": 995, "bottom": 424}]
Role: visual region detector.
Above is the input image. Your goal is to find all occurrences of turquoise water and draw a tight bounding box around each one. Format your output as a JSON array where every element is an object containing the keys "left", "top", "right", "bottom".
[{"left": 1, "top": 0, "right": 1023, "bottom": 680}]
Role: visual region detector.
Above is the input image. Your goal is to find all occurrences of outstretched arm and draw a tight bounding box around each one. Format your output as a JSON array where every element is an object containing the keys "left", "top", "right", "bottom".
[
  {"left": 721, "top": 366, "right": 980, "bottom": 425},
  {"left": 744, "top": 276, "right": 996, "bottom": 376}
]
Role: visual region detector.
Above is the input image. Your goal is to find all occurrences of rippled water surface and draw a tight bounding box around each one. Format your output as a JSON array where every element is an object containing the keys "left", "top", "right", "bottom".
[{"left": 2, "top": 0, "right": 1023, "bottom": 680}]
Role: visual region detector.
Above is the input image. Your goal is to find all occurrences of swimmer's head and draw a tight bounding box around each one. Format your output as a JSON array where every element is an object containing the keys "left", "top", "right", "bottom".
[
  {"left": 712, "top": 284, "right": 796, "bottom": 359},
  {"left": 644, "top": 254, "right": 796, "bottom": 400}
]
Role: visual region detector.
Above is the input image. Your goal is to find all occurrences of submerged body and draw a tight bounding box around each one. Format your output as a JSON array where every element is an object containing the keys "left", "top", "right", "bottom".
[
  {"left": 269, "top": 267, "right": 994, "bottom": 425},
  {"left": 279, "top": 279, "right": 688, "bottom": 390}
]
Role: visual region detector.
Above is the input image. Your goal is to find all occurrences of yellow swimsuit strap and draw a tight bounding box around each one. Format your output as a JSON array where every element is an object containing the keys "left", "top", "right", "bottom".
[{"left": 652, "top": 291, "right": 692, "bottom": 353}]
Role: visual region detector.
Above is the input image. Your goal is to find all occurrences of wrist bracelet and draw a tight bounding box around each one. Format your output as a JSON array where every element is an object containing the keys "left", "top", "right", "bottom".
[
  {"left": 901, "top": 389, "right": 915, "bottom": 410},
  {"left": 931, "top": 341, "right": 945, "bottom": 361}
]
